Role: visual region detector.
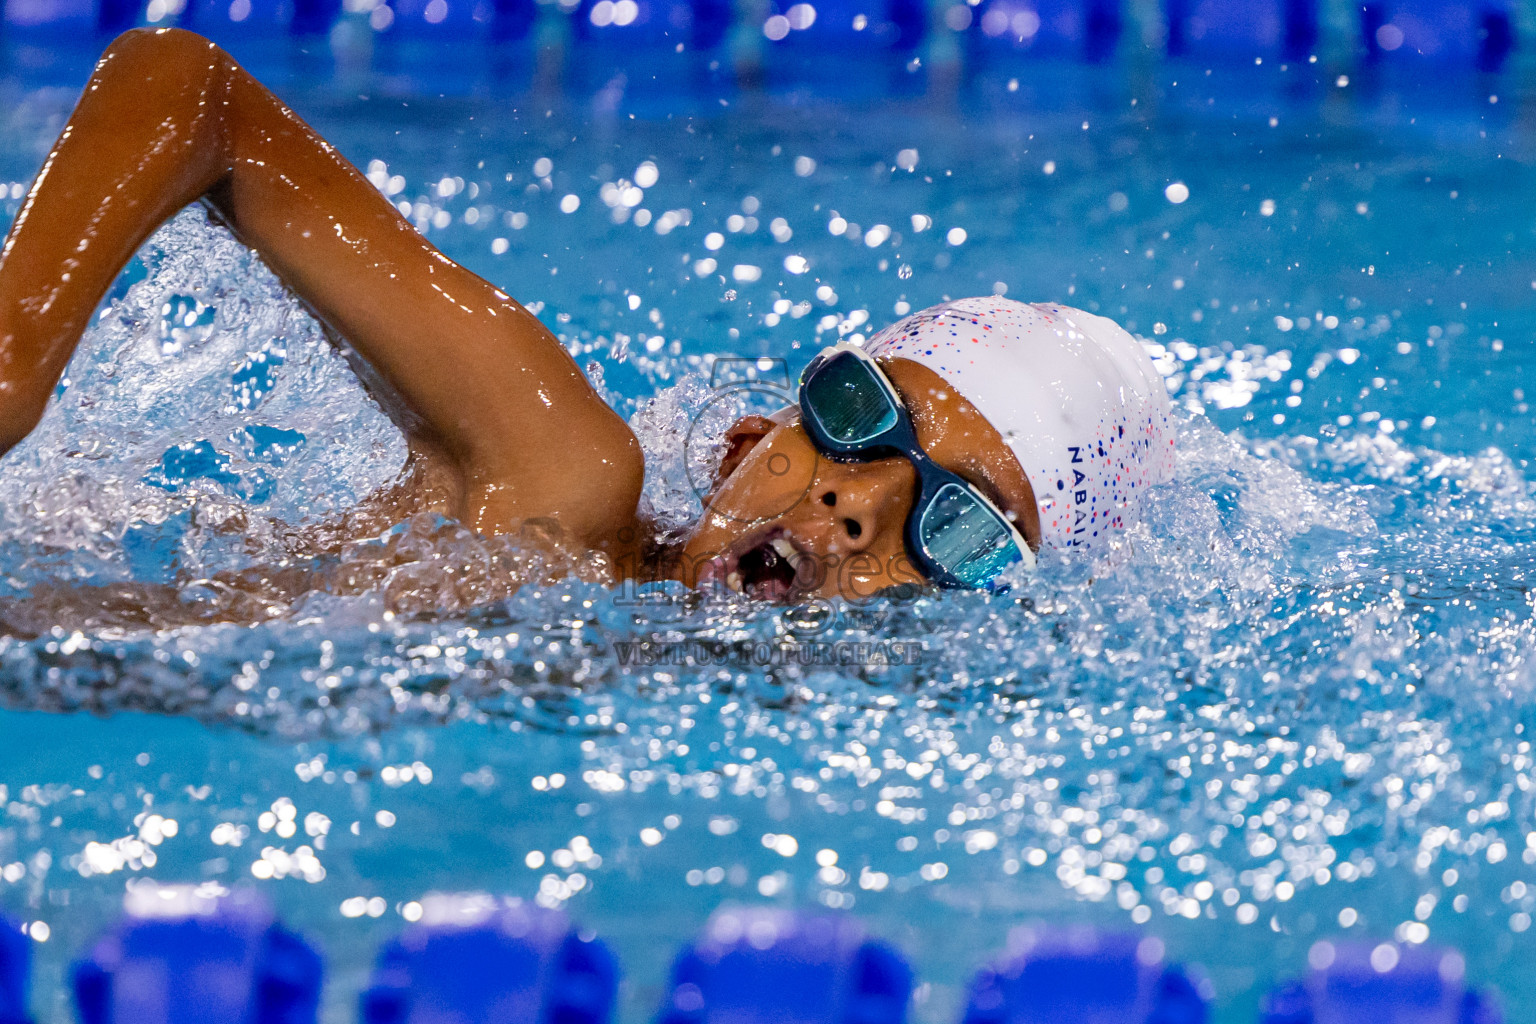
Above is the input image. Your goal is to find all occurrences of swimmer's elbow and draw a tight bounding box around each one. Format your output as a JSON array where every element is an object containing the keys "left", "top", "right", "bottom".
[
  {"left": 460, "top": 417, "right": 645, "bottom": 549},
  {"left": 98, "top": 27, "right": 232, "bottom": 84},
  {"left": 104, "top": 26, "right": 220, "bottom": 56},
  {"left": 558, "top": 422, "right": 647, "bottom": 545}
]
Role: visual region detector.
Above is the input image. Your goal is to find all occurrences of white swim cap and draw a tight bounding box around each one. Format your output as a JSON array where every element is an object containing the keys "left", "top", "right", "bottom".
[{"left": 865, "top": 297, "right": 1175, "bottom": 551}]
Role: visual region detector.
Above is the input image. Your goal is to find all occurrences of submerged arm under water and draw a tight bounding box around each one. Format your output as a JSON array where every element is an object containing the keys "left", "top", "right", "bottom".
[{"left": 0, "top": 27, "right": 645, "bottom": 557}]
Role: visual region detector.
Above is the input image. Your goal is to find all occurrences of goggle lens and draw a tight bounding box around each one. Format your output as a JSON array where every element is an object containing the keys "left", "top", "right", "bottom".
[
  {"left": 916, "top": 482, "right": 1024, "bottom": 588},
  {"left": 802, "top": 351, "right": 898, "bottom": 447}
]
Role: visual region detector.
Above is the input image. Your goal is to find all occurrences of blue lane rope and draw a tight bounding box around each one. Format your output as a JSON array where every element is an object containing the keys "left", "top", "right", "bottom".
[
  {"left": 0, "top": 895, "right": 1508, "bottom": 1024},
  {"left": 0, "top": 918, "right": 27, "bottom": 1024},
  {"left": 360, "top": 897, "right": 617, "bottom": 1024},
  {"left": 11, "top": 0, "right": 1508, "bottom": 64}
]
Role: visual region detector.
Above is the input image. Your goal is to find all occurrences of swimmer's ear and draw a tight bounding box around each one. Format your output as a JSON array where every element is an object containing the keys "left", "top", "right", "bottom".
[{"left": 711, "top": 415, "right": 777, "bottom": 494}]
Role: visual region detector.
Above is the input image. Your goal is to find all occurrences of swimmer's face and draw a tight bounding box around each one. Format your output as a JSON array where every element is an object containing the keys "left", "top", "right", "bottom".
[{"left": 679, "top": 357, "right": 1041, "bottom": 601}]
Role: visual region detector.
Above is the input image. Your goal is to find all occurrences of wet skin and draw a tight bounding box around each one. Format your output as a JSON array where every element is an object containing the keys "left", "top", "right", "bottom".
[
  {"left": 681, "top": 358, "right": 1040, "bottom": 601},
  {"left": 0, "top": 28, "right": 1039, "bottom": 609}
]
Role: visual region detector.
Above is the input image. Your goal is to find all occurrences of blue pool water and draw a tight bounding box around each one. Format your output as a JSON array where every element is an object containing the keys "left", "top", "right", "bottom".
[{"left": 2, "top": 42, "right": 1536, "bottom": 1022}]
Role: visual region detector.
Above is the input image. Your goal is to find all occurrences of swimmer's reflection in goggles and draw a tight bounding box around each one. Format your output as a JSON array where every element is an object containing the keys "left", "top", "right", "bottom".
[{"left": 798, "top": 342, "right": 1036, "bottom": 590}]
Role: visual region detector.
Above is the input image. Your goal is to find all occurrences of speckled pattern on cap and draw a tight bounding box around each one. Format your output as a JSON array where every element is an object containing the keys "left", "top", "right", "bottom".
[{"left": 865, "top": 297, "right": 1176, "bottom": 552}]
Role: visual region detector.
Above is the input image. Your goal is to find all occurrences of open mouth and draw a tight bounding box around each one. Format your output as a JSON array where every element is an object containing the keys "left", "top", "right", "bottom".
[{"left": 704, "top": 529, "right": 809, "bottom": 602}]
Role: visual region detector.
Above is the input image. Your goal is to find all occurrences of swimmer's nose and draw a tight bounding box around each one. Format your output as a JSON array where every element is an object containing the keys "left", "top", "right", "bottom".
[
  {"left": 813, "top": 487, "right": 868, "bottom": 543},
  {"left": 812, "top": 460, "right": 912, "bottom": 553}
]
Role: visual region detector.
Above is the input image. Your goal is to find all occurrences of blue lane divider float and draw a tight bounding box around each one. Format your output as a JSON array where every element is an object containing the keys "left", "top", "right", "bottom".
[
  {"left": 569, "top": 0, "right": 689, "bottom": 49},
  {"left": 178, "top": 0, "right": 260, "bottom": 34},
  {"left": 960, "top": 0, "right": 1123, "bottom": 64},
  {"left": 658, "top": 907, "right": 912, "bottom": 1024},
  {"left": 757, "top": 0, "right": 921, "bottom": 55},
  {"left": 0, "top": 0, "right": 1518, "bottom": 69},
  {"left": 1360, "top": 0, "right": 1389, "bottom": 60},
  {"left": 1475, "top": 5, "right": 1516, "bottom": 72},
  {"left": 360, "top": 894, "right": 618, "bottom": 1024},
  {"left": 289, "top": 0, "right": 340, "bottom": 34},
  {"left": 962, "top": 926, "right": 1208, "bottom": 1024},
  {"left": 1259, "top": 940, "right": 1502, "bottom": 1024},
  {"left": 0, "top": 888, "right": 1513, "bottom": 1024},
  {"left": 1357, "top": 2, "right": 1516, "bottom": 70},
  {"left": 490, "top": 0, "right": 538, "bottom": 42},
  {"left": 94, "top": 0, "right": 141, "bottom": 34},
  {"left": 72, "top": 883, "right": 323, "bottom": 1024},
  {"left": 0, "top": 917, "right": 29, "bottom": 1024},
  {"left": 1163, "top": 0, "right": 1318, "bottom": 61}
]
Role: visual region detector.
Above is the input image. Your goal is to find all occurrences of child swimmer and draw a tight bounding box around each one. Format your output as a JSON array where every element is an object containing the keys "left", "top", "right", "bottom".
[{"left": 0, "top": 29, "right": 1175, "bottom": 605}]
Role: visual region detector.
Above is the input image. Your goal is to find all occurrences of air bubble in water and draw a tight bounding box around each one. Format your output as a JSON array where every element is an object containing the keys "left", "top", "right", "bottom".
[
  {"left": 159, "top": 295, "right": 216, "bottom": 355},
  {"left": 230, "top": 344, "right": 287, "bottom": 411}
]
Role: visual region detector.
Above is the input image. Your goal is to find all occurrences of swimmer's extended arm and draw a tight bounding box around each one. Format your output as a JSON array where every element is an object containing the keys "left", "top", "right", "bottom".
[{"left": 0, "top": 28, "right": 643, "bottom": 550}]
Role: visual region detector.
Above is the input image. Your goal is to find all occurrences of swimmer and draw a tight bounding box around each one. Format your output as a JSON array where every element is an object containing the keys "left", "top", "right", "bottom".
[{"left": 0, "top": 28, "right": 1174, "bottom": 608}]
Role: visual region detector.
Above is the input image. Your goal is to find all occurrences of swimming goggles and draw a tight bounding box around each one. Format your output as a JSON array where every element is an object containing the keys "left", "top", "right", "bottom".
[{"left": 797, "top": 342, "right": 1037, "bottom": 590}]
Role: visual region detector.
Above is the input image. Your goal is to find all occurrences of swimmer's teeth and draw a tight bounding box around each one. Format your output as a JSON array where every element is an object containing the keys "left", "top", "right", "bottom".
[
  {"left": 726, "top": 570, "right": 744, "bottom": 593},
  {"left": 770, "top": 537, "right": 802, "bottom": 570}
]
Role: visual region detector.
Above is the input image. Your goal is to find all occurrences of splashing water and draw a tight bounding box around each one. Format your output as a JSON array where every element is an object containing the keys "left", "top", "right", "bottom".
[
  {"left": 0, "top": 76, "right": 1534, "bottom": 1022},
  {"left": 0, "top": 208, "right": 408, "bottom": 593}
]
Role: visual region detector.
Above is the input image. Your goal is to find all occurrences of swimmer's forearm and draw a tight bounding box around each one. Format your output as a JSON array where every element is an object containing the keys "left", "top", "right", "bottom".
[
  {"left": 0, "top": 29, "right": 642, "bottom": 546},
  {"left": 0, "top": 30, "right": 228, "bottom": 453}
]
